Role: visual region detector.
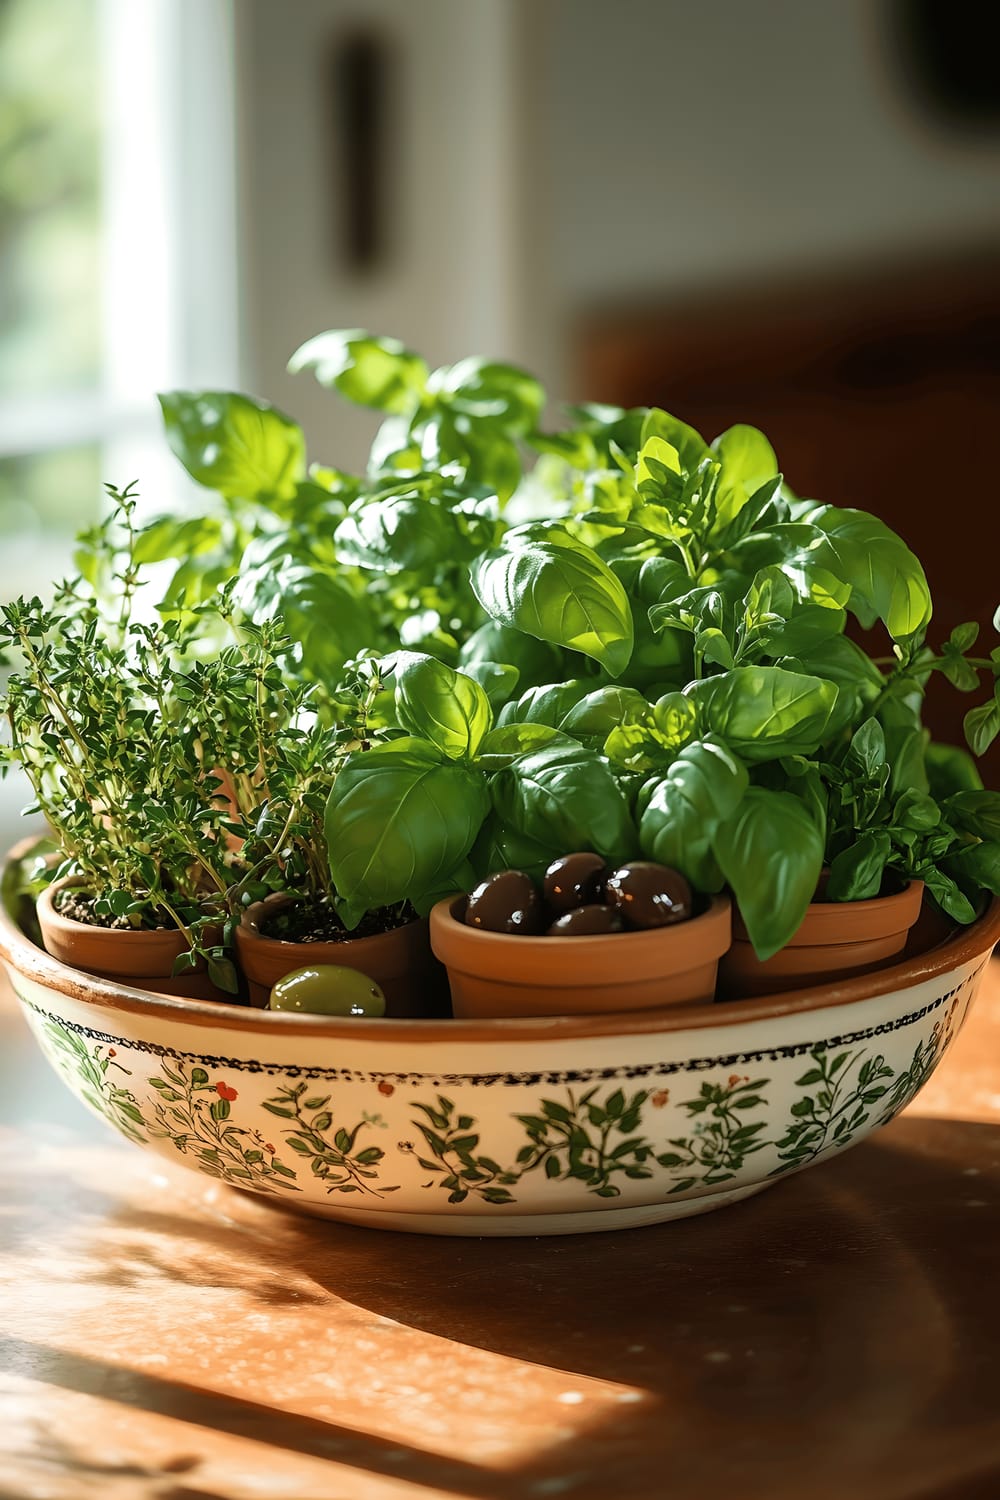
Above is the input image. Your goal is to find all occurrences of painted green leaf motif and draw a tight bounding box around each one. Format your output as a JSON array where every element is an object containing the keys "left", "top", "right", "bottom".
[
  {"left": 325, "top": 739, "right": 490, "bottom": 915},
  {"left": 713, "top": 787, "right": 824, "bottom": 960},
  {"left": 687, "top": 667, "right": 838, "bottom": 762},
  {"left": 638, "top": 737, "right": 748, "bottom": 891},
  {"left": 158, "top": 391, "right": 305, "bottom": 506},
  {"left": 288, "top": 330, "right": 428, "bottom": 413},
  {"left": 488, "top": 741, "right": 637, "bottom": 865},
  {"left": 393, "top": 652, "right": 493, "bottom": 760},
  {"left": 471, "top": 534, "right": 634, "bottom": 677}
]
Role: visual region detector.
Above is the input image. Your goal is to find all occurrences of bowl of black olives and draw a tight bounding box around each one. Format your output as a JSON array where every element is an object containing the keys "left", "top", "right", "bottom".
[{"left": 429, "top": 854, "right": 731, "bottom": 1018}]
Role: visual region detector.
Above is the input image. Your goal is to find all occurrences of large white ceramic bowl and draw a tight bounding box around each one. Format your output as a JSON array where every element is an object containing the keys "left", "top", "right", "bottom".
[{"left": 3, "top": 848, "right": 998, "bottom": 1236}]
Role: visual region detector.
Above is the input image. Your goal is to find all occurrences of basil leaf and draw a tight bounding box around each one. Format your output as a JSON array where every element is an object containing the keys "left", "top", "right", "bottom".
[
  {"left": 964, "top": 699, "right": 1000, "bottom": 757},
  {"left": 687, "top": 667, "right": 838, "bottom": 762},
  {"left": 711, "top": 424, "right": 778, "bottom": 532},
  {"left": 943, "top": 790, "right": 1000, "bottom": 840},
  {"left": 559, "top": 686, "right": 650, "bottom": 743},
  {"left": 470, "top": 814, "right": 555, "bottom": 883},
  {"left": 158, "top": 391, "right": 305, "bottom": 506},
  {"left": 713, "top": 787, "right": 824, "bottom": 959},
  {"left": 497, "top": 679, "right": 594, "bottom": 730},
  {"left": 844, "top": 718, "right": 886, "bottom": 781},
  {"left": 893, "top": 788, "right": 940, "bottom": 831},
  {"left": 458, "top": 620, "right": 563, "bottom": 689},
  {"left": 919, "top": 865, "right": 978, "bottom": 924},
  {"left": 426, "top": 358, "right": 545, "bottom": 433},
  {"left": 476, "top": 722, "right": 574, "bottom": 771},
  {"left": 640, "top": 408, "right": 711, "bottom": 472},
  {"left": 393, "top": 652, "right": 493, "bottom": 760},
  {"left": 826, "top": 830, "right": 892, "bottom": 901},
  {"left": 461, "top": 661, "right": 520, "bottom": 713},
  {"left": 926, "top": 743, "right": 984, "bottom": 798},
  {"left": 335, "top": 494, "right": 457, "bottom": 573},
  {"left": 133, "top": 515, "right": 225, "bottom": 565},
  {"left": 325, "top": 739, "right": 489, "bottom": 915},
  {"left": 489, "top": 742, "right": 636, "bottom": 864},
  {"left": 638, "top": 738, "right": 748, "bottom": 892},
  {"left": 471, "top": 535, "right": 634, "bottom": 676},
  {"left": 944, "top": 841, "right": 1000, "bottom": 897},
  {"left": 797, "top": 507, "right": 932, "bottom": 640},
  {"left": 289, "top": 330, "right": 428, "bottom": 413},
  {"left": 231, "top": 563, "right": 377, "bottom": 681}
]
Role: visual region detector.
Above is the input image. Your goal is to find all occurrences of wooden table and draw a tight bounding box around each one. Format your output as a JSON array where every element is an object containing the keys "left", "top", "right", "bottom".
[{"left": 2, "top": 967, "right": 1000, "bottom": 1500}]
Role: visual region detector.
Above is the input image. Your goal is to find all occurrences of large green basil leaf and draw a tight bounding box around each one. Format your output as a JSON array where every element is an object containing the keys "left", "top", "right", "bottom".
[
  {"left": 231, "top": 563, "right": 377, "bottom": 681},
  {"left": 943, "top": 790, "right": 1000, "bottom": 841},
  {"left": 687, "top": 667, "right": 838, "bottom": 761},
  {"left": 393, "top": 652, "right": 492, "bottom": 760},
  {"left": 458, "top": 620, "right": 563, "bottom": 689},
  {"left": 638, "top": 737, "right": 748, "bottom": 891},
  {"left": 780, "top": 507, "right": 931, "bottom": 640},
  {"left": 475, "top": 723, "right": 574, "bottom": 771},
  {"left": 158, "top": 391, "right": 305, "bottom": 506},
  {"left": 469, "top": 814, "right": 555, "bottom": 883},
  {"left": 713, "top": 787, "right": 824, "bottom": 959},
  {"left": 560, "top": 686, "right": 650, "bottom": 743},
  {"left": 335, "top": 494, "right": 457, "bottom": 573},
  {"left": 426, "top": 358, "right": 545, "bottom": 434},
  {"left": 640, "top": 408, "right": 712, "bottom": 473},
  {"left": 288, "top": 330, "right": 428, "bottom": 413},
  {"left": 784, "top": 634, "right": 883, "bottom": 741},
  {"left": 471, "top": 534, "right": 634, "bottom": 677},
  {"left": 711, "top": 424, "right": 778, "bottom": 533},
  {"left": 496, "top": 679, "right": 594, "bottom": 730},
  {"left": 826, "top": 830, "right": 892, "bottom": 901},
  {"left": 325, "top": 739, "right": 489, "bottom": 917},
  {"left": 489, "top": 743, "right": 637, "bottom": 863},
  {"left": 461, "top": 661, "right": 520, "bottom": 713},
  {"left": 926, "top": 743, "right": 984, "bottom": 798},
  {"left": 944, "top": 840, "right": 1000, "bottom": 898}
]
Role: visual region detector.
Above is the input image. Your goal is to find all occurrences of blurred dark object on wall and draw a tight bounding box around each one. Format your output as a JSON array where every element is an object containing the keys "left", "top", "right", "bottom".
[
  {"left": 577, "top": 249, "right": 1000, "bottom": 786},
  {"left": 891, "top": 0, "right": 1000, "bottom": 131}
]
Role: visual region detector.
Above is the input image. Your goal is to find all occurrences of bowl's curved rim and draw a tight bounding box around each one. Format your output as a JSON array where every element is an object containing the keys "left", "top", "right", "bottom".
[{"left": 2, "top": 839, "right": 998, "bottom": 1045}]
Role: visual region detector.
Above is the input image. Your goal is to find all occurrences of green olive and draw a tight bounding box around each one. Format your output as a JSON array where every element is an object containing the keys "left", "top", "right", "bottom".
[{"left": 269, "top": 965, "right": 387, "bottom": 1016}]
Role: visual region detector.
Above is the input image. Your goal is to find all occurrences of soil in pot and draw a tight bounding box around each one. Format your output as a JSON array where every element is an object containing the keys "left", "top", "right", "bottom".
[
  {"left": 717, "top": 878, "right": 926, "bottom": 999},
  {"left": 235, "top": 894, "right": 450, "bottom": 1017},
  {"left": 36, "top": 879, "right": 234, "bottom": 1003},
  {"left": 429, "top": 892, "right": 732, "bottom": 1019}
]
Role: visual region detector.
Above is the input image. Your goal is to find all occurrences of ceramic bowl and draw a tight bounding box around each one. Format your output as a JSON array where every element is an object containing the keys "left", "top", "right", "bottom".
[{"left": 3, "top": 846, "right": 999, "bottom": 1237}]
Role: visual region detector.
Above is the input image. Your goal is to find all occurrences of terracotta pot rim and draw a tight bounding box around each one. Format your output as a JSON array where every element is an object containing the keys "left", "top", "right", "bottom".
[
  {"left": 3, "top": 840, "right": 999, "bottom": 1041},
  {"left": 732, "top": 880, "right": 926, "bottom": 947},
  {"left": 236, "top": 892, "right": 421, "bottom": 952},
  {"left": 36, "top": 878, "right": 189, "bottom": 952},
  {"left": 430, "top": 894, "right": 731, "bottom": 986}
]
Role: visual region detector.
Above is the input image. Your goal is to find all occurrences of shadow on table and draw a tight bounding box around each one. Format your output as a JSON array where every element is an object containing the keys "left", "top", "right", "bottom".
[{"left": 8, "top": 1113, "right": 1000, "bottom": 1500}]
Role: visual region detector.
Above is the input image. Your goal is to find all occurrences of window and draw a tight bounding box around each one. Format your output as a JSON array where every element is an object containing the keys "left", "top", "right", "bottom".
[{"left": 0, "top": 0, "right": 241, "bottom": 837}]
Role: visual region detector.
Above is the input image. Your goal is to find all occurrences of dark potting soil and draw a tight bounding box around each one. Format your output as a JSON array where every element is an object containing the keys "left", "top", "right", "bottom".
[
  {"left": 261, "top": 899, "right": 417, "bottom": 944},
  {"left": 55, "top": 890, "right": 173, "bottom": 931}
]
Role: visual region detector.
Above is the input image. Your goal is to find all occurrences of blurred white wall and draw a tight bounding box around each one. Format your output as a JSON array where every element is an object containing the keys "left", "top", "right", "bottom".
[{"left": 235, "top": 0, "right": 1000, "bottom": 465}]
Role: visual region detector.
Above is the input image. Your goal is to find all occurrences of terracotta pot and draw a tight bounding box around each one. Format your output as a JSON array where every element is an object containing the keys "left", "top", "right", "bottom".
[
  {"left": 718, "top": 880, "right": 926, "bottom": 999},
  {"left": 235, "top": 894, "right": 449, "bottom": 1017},
  {"left": 36, "top": 879, "right": 229, "bottom": 1003},
  {"left": 429, "top": 894, "right": 732, "bottom": 1019}
]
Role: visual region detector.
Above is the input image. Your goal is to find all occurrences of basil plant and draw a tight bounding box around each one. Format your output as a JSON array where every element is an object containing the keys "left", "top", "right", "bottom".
[{"left": 152, "top": 331, "right": 1000, "bottom": 959}]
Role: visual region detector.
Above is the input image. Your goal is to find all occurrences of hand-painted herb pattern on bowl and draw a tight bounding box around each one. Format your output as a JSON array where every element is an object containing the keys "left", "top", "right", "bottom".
[{"left": 33, "top": 990, "right": 967, "bottom": 1213}]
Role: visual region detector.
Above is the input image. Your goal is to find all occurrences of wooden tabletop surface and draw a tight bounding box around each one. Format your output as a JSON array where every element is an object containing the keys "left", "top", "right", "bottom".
[{"left": 2, "top": 965, "right": 1000, "bottom": 1500}]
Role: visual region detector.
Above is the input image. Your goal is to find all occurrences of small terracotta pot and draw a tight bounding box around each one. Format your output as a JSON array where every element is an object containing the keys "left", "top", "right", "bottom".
[
  {"left": 429, "top": 894, "right": 732, "bottom": 1019},
  {"left": 36, "top": 879, "right": 229, "bottom": 1002},
  {"left": 235, "top": 894, "right": 449, "bottom": 1017},
  {"left": 718, "top": 880, "right": 926, "bottom": 999}
]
